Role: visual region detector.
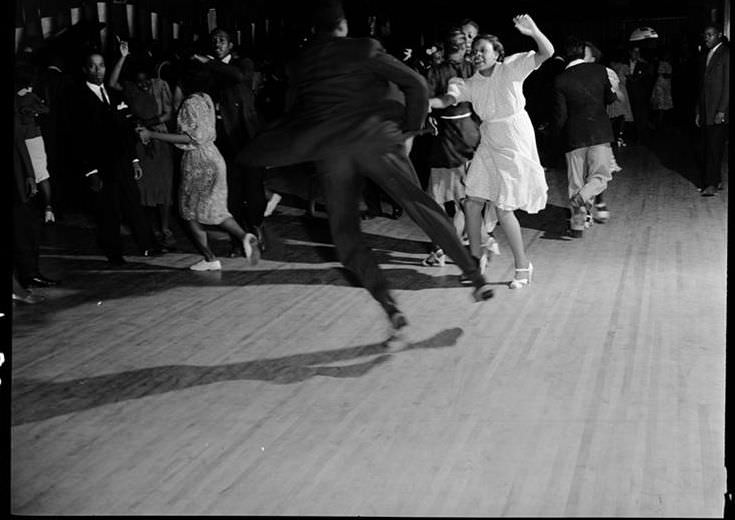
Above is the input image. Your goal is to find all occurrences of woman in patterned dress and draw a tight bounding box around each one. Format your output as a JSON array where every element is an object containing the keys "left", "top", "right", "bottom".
[
  {"left": 430, "top": 15, "right": 553, "bottom": 288},
  {"left": 137, "top": 63, "right": 260, "bottom": 271}
]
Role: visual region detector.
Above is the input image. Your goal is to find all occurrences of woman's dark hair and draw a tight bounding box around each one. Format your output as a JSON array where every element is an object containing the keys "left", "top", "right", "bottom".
[
  {"left": 179, "top": 61, "right": 213, "bottom": 95},
  {"left": 473, "top": 33, "right": 505, "bottom": 62},
  {"left": 563, "top": 36, "right": 586, "bottom": 61},
  {"left": 460, "top": 18, "right": 479, "bottom": 32},
  {"left": 128, "top": 57, "right": 155, "bottom": 79},
  {"left": 445, "top": 27, "right": 466, "bottom": 55}
]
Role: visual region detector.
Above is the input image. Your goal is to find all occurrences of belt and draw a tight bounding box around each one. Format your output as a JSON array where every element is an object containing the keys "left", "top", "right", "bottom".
[{"left": 439, "top": 112, "right": 472, "bottom": 120}]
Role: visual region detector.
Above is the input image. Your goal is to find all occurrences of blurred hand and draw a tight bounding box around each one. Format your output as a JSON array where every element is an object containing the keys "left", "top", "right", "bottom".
[
  {"left": 404, "top": 136, "right": 415, "bottom": 155},
  {"left": 119, "top": 40, "right": 130, "bottom": 57},
  {"left": 695, "top": 112, "right": 701, "bottom": 127},
  {"left": 513, "top": 14, "right": 539, "bottom": 36},
  {"left": 714, "top": 111, "right": 726, "bottom": 125},
  {"left": 25, "top": 178, "right": 37, "bottom": 198},
  {"left": 88, "top": 173, "right": 103, "bottom": 192},
  {"left": 192, "top": 54, "right": 210, "bottom": 64},
  {"left": 132, "top": 162, "right": 143, "bottom": 181}
]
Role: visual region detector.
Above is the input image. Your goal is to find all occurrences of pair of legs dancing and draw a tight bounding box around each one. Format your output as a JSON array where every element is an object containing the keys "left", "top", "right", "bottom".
[
  {"left": 566, "top": 143, "right": 614, "bottom": 236},
  {"left": 464, "top": 198, "right": 532, "bottom": 288},
  {"left": 184, "top": 216, "right": 259, "bottom": 271},
  {"left": 316, "top": 132, "right": 494, "bottom": 330}
]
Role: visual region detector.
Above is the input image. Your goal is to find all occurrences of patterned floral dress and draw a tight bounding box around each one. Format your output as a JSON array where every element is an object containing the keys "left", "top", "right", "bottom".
[
  {"left": 448, "top": 51, "right": 548, "bottom": 213},
  {"left": 176, "top": 92, "right": 232, "bottom": 225}
]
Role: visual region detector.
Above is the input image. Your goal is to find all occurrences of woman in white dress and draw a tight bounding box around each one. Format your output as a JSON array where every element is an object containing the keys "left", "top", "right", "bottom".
[{"left": 430, "top": 14, "right": 554, "bottom": 288}]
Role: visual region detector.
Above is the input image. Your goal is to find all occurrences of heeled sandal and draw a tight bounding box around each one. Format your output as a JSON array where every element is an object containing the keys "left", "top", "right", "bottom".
[{"left": 509, "top": 262, "right": 533, "bottom": 289}]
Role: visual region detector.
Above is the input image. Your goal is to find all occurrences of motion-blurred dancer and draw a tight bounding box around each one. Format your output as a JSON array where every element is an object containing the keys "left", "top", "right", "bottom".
[{"left": 238, "top": 0, "right": 494, "bottom": 341}]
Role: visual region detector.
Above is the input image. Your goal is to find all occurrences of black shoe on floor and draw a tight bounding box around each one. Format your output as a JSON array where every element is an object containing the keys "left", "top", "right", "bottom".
[
  {"left": 27, "top": 275, "right": 60, "bottom": 288},
  {"left": 142, "top": 247, "right": 167, "bottom": 257}
]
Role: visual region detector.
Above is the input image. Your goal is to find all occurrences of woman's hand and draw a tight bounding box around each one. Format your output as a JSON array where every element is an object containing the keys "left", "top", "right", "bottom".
[
  {"left": 119, "top": 40, "right": 130, "bottom": 57},
  {"left": 513, "top": 14, "right": 540, "bottom": 36},
  {"left": 136, "top": 126, "right": 152, "bottom": 144}
]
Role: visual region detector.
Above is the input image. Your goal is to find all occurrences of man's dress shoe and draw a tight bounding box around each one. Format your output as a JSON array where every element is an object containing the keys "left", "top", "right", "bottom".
[
  {"left": 27, "top": 276, "right": 59, "bottom": 288},
  {"left": 142, "top": 247, "right": 167, "bottom": 257}
]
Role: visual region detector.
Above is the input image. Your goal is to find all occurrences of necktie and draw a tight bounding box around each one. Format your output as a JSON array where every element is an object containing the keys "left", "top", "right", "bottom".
[{"left": 100, "top": 86, "right": 109, "bottom": 105}]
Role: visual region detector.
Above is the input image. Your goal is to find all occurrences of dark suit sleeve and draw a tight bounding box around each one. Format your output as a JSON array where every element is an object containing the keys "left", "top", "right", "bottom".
[
  {"left": 208, "top": 56, "right": 255, "bottom": 89},
  {"left": 716, "top": 49, "right": 730, "bottom": 114},
  {"left": 365, "top": 40, "right": 429, "bottom": 132},
  {"left": 551, "top": 78, "right": 567, "bottom": 135}
]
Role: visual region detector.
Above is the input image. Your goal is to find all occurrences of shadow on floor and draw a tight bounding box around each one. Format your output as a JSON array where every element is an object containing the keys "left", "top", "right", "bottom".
[{"left": 11, "top": 327, "right": 464, "bottom": 425}]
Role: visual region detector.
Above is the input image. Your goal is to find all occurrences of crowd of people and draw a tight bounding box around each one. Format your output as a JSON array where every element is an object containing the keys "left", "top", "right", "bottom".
[{"left": 11, "top": 1, "right": 729, "bottom": 339}]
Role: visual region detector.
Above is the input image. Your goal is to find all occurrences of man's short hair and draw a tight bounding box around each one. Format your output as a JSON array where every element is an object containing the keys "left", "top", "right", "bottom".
[
  {"left": 564, "top": 36, "right": 586, "bottom": 61},
  {"left": 210, "top": 27, "right": 232, "bottom": 41}
]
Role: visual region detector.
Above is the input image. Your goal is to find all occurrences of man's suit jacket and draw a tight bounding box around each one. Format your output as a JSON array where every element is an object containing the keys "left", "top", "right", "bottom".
[
  {"left": 239, "top": 35, "right": 428, "bottom": 169},
  {"left": 71, "top": 83, "right": 138, "bottom": 179},
  {"left": 552, "top": 62, "right": 616, "bottom": 152},
  {"left": 699, "top": 43, "right": 730, "bottom": 126},
  {"left": 208, "top": 53, "right": 260, "bottom": 154}
]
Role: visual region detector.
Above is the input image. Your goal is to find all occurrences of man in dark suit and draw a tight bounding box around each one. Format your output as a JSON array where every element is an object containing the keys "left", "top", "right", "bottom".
[
  {"left": 72, "top": 52, "right": 163, "bottom": 264},
  {"left": 36, "top": 51, "right": 76, "bottom": 217},
  {"left": 238, "top": 0, "right": 494, "bottom": 338},
  {"left": 552, "top": 37, "right": 617, "bottom": 238},
  {"left": 626, "top": 45, "right": 655, "bottom": 144},
  {"left": 193, "top": 28, "right": 266, "bottom": 255},
  {"left": 696, "top": 24, "right": 729, "bottom": 197}
]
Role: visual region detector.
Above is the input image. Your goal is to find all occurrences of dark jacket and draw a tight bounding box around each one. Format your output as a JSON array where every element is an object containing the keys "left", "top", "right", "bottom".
[
  {"left": 71, "top": 83, "right": 138, "bottom": 178},
  {"left": 698, "top": 43, "right": 730, "bottom": 126},
  {"left": 208, "top": 53, "right": 260, "bottom": 154},
  {"left": 239, "top": 36, "right": 428, "bottom": 168},
  {"left": 552, "top": 62, "right": 616, "bottom": 152}
]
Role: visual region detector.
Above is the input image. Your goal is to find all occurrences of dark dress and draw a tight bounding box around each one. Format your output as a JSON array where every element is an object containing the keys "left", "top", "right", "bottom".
[
  {"left": 426, "top": 58, "right": 480, "bottom": 168},
  {"left": 122, "top": 78, "right": 174, "bottom": 207}
]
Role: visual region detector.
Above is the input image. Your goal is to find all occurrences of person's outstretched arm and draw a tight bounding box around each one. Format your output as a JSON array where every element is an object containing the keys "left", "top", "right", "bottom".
[{"left": 513, "top": 14, "right": 554, "bottom": 68}]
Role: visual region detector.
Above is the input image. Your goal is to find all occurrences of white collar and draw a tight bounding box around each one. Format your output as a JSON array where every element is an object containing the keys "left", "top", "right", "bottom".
[
  {"left": 86, "top": 81, "right": 105, "bottom": 91},
  {"left": 565, "top": 58, "right": 585, "bottom": 70},
  {"left": 221, "top": 54, "right": 232, "bottom": 64},
  {"left": 708, "top": 42, "right": 723, "bottom": 55}
]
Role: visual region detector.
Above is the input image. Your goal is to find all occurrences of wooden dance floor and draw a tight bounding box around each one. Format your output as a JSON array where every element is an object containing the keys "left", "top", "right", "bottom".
[{"left": 11, "top": 130, "right": 727, "bottom": 516}]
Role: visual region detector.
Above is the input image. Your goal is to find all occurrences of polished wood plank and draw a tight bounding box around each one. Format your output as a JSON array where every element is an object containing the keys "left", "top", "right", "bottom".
[{"left": 11, "top": 130, "right": 727, "bottom": 516}]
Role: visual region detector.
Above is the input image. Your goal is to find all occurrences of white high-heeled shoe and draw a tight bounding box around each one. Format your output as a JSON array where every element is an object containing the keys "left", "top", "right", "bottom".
[{"left": 509, "top": 262, "right": 533, "bottom": 289}]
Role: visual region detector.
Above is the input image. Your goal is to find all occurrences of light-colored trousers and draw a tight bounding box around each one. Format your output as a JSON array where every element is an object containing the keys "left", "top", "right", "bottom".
[{"left": 565, "top": 143, "right": 614, "bottom": 203}]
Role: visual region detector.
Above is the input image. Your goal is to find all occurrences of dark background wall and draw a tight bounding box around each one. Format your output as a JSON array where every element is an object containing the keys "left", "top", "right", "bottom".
[{"left": 13, "top": 0, "right": 729, "bottom": 60}]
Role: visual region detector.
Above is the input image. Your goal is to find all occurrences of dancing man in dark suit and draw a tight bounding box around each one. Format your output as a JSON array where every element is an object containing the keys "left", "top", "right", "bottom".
[
  {"left": 72, "top": 52, "right": 163, "bottom": 264},
  {"left": 192, "top": 28, "right": 266, "bottom": 255},
  {"left": 238, "top": 0, "right": 494, "bottom": 339},
  {"left": 552, "top": 37, "right": 617, "bottom": 237},
  {"left": 696, "top": 23, "right": 729, "bottom": 197}
]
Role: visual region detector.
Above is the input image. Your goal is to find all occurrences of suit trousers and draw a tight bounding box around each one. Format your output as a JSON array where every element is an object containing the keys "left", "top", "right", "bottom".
[
  {"left": 94, "top": 163, "right": 156, "bottom": 258},
  {"left": 565, "top": 143, "right": 614, "bottom": 203},
  {"left": 218, "top": 135, "right": 266, "bottom": 238},
  {"left": 703, "top": 123, "right": 728, "bottom": 188},
  {"left": 316, "top": 144, "right": 484, "bottom": 316},
  {"left": 13, "top": 198, "right": 41, "bottom": 285}
]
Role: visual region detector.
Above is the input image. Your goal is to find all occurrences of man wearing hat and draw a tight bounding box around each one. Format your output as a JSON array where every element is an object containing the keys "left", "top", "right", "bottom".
[{"left": 238, "top": 0, "right": 494, "bottom": 340}]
